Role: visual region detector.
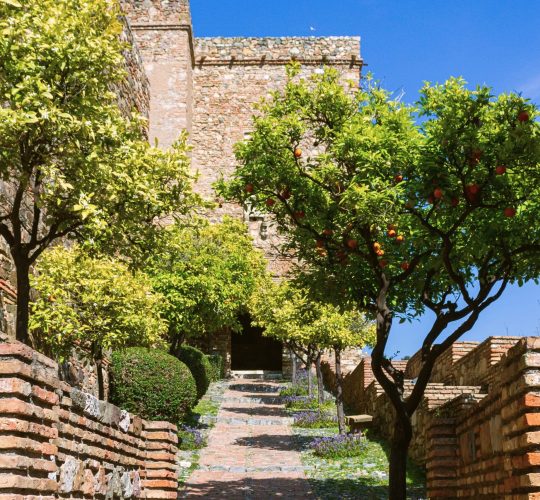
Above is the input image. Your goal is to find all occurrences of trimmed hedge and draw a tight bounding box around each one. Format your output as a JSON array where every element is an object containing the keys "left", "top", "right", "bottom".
[
  {"left": 110, "top": 348, "right": 197, "bottom": 424},
  {"left": 177, "top": 345, "right": 212, "bottom": 399},
  {"left": 207, "top": 353, "right": 225, "bottom": 382}
]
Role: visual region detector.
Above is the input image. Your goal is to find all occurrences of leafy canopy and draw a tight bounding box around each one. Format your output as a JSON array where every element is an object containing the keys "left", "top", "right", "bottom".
[
  {"left": 220, "top": 67, "right": 540, "bottom": 326},
  {"left": 0, "top": 0, "right": 199, "bottom": 264},
  {"left": 30, "top": 245, "right": 166, "bottom": 360},
  {"left": 250, "top": 279, "right": 376, "bottom": 351},
  {"left": 146, "top": 217, "right": 268, "bottom": 341}
]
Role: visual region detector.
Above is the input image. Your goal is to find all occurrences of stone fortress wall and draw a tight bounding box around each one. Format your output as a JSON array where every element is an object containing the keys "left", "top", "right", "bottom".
[{"left": 123, "top": 0, "right": 362, "bottom": 278}]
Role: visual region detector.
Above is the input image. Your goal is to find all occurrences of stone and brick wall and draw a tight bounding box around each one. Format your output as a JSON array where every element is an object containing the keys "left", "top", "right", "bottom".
[
  {"left": 426, "top": 337, "right": 540, "bottom": 498},
  {"left": 0, "top": 334, "right": 179, "bottom": 499},
  {"left": 321, "top": 336, "right": 540, "bottom": 498},
  {"left": 191, "top": 36, "right": 361, "bottom": 276}
]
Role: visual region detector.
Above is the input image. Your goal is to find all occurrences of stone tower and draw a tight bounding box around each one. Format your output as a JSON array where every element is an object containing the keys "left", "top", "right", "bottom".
[
  {"left": 123, "top": 0, "right": 363, "bottom": 373},
  {"left": 121, "top": 0, "right": 194, "bottom": 147}
]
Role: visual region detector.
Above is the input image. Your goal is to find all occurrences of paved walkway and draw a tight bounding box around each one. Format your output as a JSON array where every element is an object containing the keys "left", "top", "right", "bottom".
[{"left": 183, "top": 379, "right": 315, "bottom": 499}]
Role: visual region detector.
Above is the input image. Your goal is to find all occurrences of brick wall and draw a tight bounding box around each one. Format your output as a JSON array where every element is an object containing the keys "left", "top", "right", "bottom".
[
  {"left": 0, "top": 334, "right": 178, "bottom": 499},
  {"left": 427, "top": 337, "right": 540, "bottom": 498},
  {"left": 321, "top": 336, "right": 540, "bottom": 497}
]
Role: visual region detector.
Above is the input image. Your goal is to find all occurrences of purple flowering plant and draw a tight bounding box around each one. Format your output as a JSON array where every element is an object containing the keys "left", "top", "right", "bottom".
[
  {"left": 178, "top": 425, "right": 205, "bottom": 450},
  {"left": 293, "top": 410, "right": 338, "bottom": 428},
  {"left": 310, "top": 433, "right": 367, "bottom": 459}
]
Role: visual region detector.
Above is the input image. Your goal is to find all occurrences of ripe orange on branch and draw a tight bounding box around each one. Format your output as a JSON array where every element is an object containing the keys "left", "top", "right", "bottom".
[
  {"left": 294, "top": 148, "right": 302, "bottom": 158},
  {"left": 518, "top": 111, "right": 530, "bottom": 122},
  {"left": 504, "top": 207, "right": 517, "bottom": 218}
]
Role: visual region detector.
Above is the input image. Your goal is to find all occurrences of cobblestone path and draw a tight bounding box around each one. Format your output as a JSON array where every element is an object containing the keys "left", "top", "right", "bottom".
[{"left": 182, "top": 379, "right": 315, "bottom": 499}]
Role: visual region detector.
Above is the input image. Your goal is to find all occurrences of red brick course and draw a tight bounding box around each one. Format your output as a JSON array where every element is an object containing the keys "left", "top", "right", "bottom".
[
  {"left": 321, "top": 335, "right": 540, "bottom": 498},
  {"left": 0, "top": 334, "right": 178, "bottom": 499}
]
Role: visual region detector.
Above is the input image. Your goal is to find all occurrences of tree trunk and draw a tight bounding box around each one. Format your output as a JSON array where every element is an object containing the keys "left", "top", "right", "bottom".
[
  {"left": 315, "top": 353, "right": 325, "bottom": 405},
  {"left": 93, "top": 344, "right": 106, "bottom": 401},
  {"left": 14, "top": 257, "right": 31, "bottom": 345},
  {"left": 334, "top": 348, "right": 346, "bottom": 434},
  {"left": 307, "top": 356, "right": 313, "bottom": 398},
  {"left": 388, "top": 416, "right": 413, "bottom": 500},
  {"left": 290, "top": 348, "right": 297, "bottom": 384},
  {"left": 96, "top": 356, "right": 105, "bottom": 401}
]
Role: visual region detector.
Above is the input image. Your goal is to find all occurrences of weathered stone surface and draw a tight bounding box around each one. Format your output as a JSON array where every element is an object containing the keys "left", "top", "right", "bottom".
[{"left": 58, "top": 456, "right": 79, "bottom": 493}]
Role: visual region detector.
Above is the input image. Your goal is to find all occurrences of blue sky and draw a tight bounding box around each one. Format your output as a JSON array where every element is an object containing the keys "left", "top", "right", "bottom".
[{"left": 191, "top": 0, "right": 540, "bottom": 356}]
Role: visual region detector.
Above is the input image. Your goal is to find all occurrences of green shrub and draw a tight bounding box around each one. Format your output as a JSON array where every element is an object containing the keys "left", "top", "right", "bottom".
[
  {"left": 177, "top": 345, "right": 212, "bottom": 399},
  {"left": 206, "top": 353, "right": 225, "bottom": 381},
  {"left": 110, "top": 348, "right": 197, "bottom": 423}
]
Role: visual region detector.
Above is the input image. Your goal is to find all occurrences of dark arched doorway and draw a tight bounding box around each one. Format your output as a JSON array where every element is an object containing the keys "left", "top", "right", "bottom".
[{"left": 231, "top": 314, "right": 282, "bottom": 371}]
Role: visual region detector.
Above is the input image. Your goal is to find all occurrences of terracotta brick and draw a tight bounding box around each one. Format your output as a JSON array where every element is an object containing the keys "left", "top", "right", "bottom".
[
  {"left": 0, "top": 398, "right": 57, "bottom": 423},
  {"left": 0, "top": 455, "right": 57, "bottom": 474},
  {"left": 0, "top": 473, "right": 57, "bottom": 492},
  {"left": 0, "top": 377, "right": 31, "bottom": 397},
  {"left": 31, "top": 384, "right": 59, "bottom": 406},
  {"left": 0, "top": 417, "right": 58, "bottom": 439},
  {"left": 0, "top": 436, "right": 58, "bottom": 456}
]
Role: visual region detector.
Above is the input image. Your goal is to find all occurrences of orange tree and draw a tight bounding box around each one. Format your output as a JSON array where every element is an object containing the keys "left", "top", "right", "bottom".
[{"left": 218, "top": 67, "right": 540, "bottom": 498}]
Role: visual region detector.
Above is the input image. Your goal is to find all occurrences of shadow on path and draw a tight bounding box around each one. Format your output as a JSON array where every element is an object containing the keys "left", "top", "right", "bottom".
[
  {"left": 221, "top": 406, "right": 286, "bottom": 418},
  {"left": 183, "top": 476, "right": 391, "bottom": 499},
  {"left": 228, "top": 383, "right": 280, "bottom": 393},
  {"left": 234, "top": 433, "right": 312, "bottom": 452}
]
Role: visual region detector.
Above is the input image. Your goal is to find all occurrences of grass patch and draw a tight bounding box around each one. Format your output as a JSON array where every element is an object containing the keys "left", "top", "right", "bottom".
[{"left": 296, "top": 428, "right": 426, "bottom": 499}]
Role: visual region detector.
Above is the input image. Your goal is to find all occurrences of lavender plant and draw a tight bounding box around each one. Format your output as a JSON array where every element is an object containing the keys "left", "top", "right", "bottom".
[
  {"left": 310, "top": 433, "right": 367, "bottom": 459},
  {"left": 178, "top": 425, "right": 206, "bottom": 451},
  {"left": 293, "top": 410, "right": 338, "bottom": 429}
]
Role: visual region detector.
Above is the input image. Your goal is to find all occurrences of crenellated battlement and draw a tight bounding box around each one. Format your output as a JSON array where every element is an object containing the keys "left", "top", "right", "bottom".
[
  {"left": 120, "top": 0, "right": 191, "bottom": 26},
  {"left": 195, "top": 36, "right": 362, "bottom": 67}
]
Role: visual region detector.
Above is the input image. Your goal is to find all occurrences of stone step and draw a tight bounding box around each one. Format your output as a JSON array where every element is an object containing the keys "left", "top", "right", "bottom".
[
  {"left": 197, "top": 465, "right": 310, "bottom": 473},
  {"left": 199, "top": 415, "right": 293, "bottom": 426},
  {"left": 221, "top": 396, "right": 283, "bottom": 404},
  {"left": 230, "top": 370, "right": 284, "bottom": 380}
]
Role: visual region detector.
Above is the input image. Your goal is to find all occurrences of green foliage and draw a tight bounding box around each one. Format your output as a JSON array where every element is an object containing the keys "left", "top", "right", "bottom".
[
  {"left": 206, "top": 353, "right": 225, "bottom": 382},
  {"left": 110, "top": 348, "right": 197, "bottom": 423},
  {"left": 220, "top": 68, "right": 540, "bottom": 320},
  {"left": 176, "top": 345, "right": 212, "bottom": 399},
  {"left": 0, "top": 0, "right": 199, "bottom": 341},
  {"left": 146, "top": 217, "right": 268, "bottom": 343},
  {"left": 280, "top": 385, "right": 309, "bottom": 398},
  {"left": 30, "top": 246, "right": 166, "bottom": 360},
  {"left": 251, "top": 279, "right": 375, "bottom": 351}
]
